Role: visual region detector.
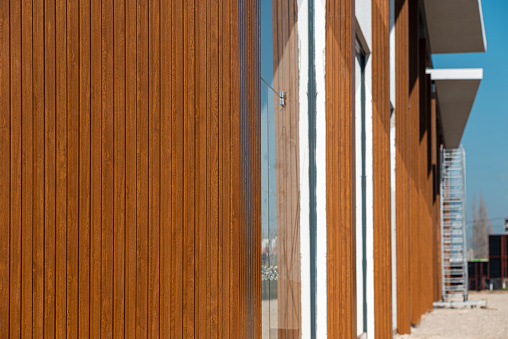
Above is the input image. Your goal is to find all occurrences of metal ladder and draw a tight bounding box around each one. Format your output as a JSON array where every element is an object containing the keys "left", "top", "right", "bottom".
[{"left": 440, "top": 146, "right": 469, "bottom": 301}]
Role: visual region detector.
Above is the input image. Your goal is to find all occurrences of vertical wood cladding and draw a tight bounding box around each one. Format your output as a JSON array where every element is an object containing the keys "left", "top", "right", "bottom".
[
  {"left": 326, "top": 0, "right": 357, "bottom": 337},
  {"left": 373, "top": 0, "right": 392, "bottom": 337},
  {"left": 418, "top": 42, "right": 432, "bottom": 314},
  {"left": 395, "top": 0, "right": 411, "bottom": 334},
  {"left": 408, "top": 0, "right": 421, "bottom": 326},
  {"left": 0, "top": 0, "right": 260, "bottom": 336}
]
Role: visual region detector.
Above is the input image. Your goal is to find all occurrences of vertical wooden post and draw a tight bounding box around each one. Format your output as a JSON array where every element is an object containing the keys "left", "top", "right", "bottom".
[{"left": 326, "top": 0, "right": 357, "bottom": 337}]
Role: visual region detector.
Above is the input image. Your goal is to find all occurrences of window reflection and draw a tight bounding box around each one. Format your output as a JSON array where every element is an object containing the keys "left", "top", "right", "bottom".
[{"left": 261, "top": 0, "right": 300, "bottom": 338}]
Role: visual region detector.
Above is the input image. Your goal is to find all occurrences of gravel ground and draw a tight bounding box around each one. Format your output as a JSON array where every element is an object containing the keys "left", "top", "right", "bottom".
[{"left": 395, "top": 291, "right": 508, "bottom": 339}]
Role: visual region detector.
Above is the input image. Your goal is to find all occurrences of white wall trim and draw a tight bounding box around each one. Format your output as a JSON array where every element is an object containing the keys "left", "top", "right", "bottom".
[
  {"left": 298, "top": 1, "right": 311, "bottom": 337},
  {"left": 315, "top": 0, "right": 328, "bottom": 337}
]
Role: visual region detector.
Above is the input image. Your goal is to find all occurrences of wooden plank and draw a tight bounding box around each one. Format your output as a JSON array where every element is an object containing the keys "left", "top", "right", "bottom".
[
  {"left": 160, "top": 0, "right": 173, "bottom": 335},
  {"left": 101, "top": 0, "right": 114, "bottom": 335},
  {"left": 136, "top": 0, "right": 149, "bottom": 335},
  {"left": 373, "top": 0, "right": 392, "bottom": 336},
  {"left": 171, "top": 0, "right": 184, "bottom": 336},
  {"left": 33, "top": 0, "right": 46, "bottom": 335},
  {"left": 0, "top": 0, "right": 10, "bottom": 334},
  {"left": 209, "top": 0, "right": 219, "bottom": 336},
  {"left": 55, "top": 0, "right": 67, "bottom": 335},
  {"left": 44, "top": 0, "right": 57, "bottom": 335},
  {"left": 66, "top": 0, "right": 80, "bottom": 335},
  {"left": 221, "top": 0, "right": 231, "bottom": 336},
  {"left": 408, "top": 0, "right": 421, "bottom": 326},
  {"left": 194, "top": 0, "right": 206, "bottom": 336},
  {"left": 395, "top": 0, "right": 411, "bottom": 334},
  {"left": 229, "top": 0, "right": 240, "bottom": 334},
  {"left": 78, "top": 0, "right": 91, "bottom": 336},
  {"left": 21, "top": 0, "right": 34, "bottom": 335},
  {"left": 90, "top": 0, "right": 102, "bottom": 335},
  {"left": 113, "top": 0, "right": 127, "bottom": 336},
  {"left": 238, "top": 1, "right": 261, "bottom": 337},
  {"left": 206, "top": 0, "right": 212, "bottom": 336},
  {"left": 148, "top": 0, "right": 161, "bottom": 335},
  {"left": 326, "top": 0, "right": 356, "bottom": 337},
  {"left": 10, "top": 1, "right": 22, "bottom": 335},
  {"left": 125, "top": 0, "right": 138, "bottom": 335}
]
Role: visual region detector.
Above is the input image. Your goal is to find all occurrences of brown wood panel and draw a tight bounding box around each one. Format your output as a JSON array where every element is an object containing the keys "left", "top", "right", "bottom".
[
  {"left": 326, "top": 0, "right": 357, "bottom": 337},
  {"left": 1, "top": 1, "right": 261, "bottom": 337},
  {"left": 238, "top": 1, "right": 261, "bottom": 337},
  {"left": 33, "top": 0, "right": 45, "bottom": 335},
  {"left": 373, "top": 0, "right": 392, "bottom": 337},
  {"left": 148, "top": 0, "right": 161, "bottom": 335},
  {"left": 90, "top": 0, "right": 102, "bottom": 336},
  {"left": 114, "top": 0, "right": 127, "bottom": 336},
  {"left": 418, "top": 45, "right": 429, "bottom": 313},
  {"left": 0, "top": 0, "right": 10, "bottom": 335},
  {"left": 125, "top": 0, "right": 138, "bottom": 335},
  {"left": 408, "top": 0, "right": 421, "bottom": 326},
  {"left": 171, "top": 0, "right": 184, "bottom": 336},
  {"left": 209, "top": 0, "right": 220, "bottom": 335},
  {"left": 395, "top": 0, "right": 410, "bottom": 334},
  {"left": 67, "top": 0, "right": 80, "bottom": 335},
  {"left": 21, "top": 0, "right": 34, "bottom": 335},
  {"left": 101, "top": 0, "right": 114, "bottom": 335},
  {"left": 136, "top": 0, "right": 149, "bottom": 335},
  {"left": 10, "top": 1, "right": 22, "bottom": 335},
  {"left": 183, "top": 0, "right": 196, "bottom": 336},
  {"left": 194, "top": 0, "right": 206, "bottom": 336},
  {"left": 44, "top": 0, "right": 57, "bottom": 335},
  {"left": 55, "top": 0, "right": 67, "bottom": 335},
  {"left": 79, "top": 0, "right": 91, "bottom": 337},
  {"left": 160, "top": 0, "right": 173, "bottom": 337},
  {"left": 220, "top": 0, "right": 232, "bottom": 336}
]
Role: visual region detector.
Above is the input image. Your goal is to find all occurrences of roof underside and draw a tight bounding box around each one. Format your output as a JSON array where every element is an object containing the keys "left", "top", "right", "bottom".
[
  {"left": 427, "top": 69, "right": 483, "bottom": 149},
  {"left": 423, "top": 0, "right": 487, "bottom": 54}
]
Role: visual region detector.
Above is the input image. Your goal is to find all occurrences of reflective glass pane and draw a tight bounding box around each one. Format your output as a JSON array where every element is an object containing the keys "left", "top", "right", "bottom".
[{"left": 261, "top": 0, "right": 301, "bottom": 337}]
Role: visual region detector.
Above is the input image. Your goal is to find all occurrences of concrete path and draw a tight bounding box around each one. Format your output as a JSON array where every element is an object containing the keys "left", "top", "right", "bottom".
[{"left": 395, "top": 291, "right": 508, "bottom": 339}]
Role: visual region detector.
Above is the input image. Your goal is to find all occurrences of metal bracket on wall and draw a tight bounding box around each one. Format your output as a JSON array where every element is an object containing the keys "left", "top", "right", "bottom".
[
  {"left": 280, "top": 91, "right": 286, "bottom": 107},
  {"left": 261, "top": 77, "right": 286, "bottom": 107}
]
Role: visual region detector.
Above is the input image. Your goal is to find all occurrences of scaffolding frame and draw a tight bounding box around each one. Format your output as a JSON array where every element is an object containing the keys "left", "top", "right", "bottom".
[{"left": 440, "top": 146, "right": 469, "bottom": 301}]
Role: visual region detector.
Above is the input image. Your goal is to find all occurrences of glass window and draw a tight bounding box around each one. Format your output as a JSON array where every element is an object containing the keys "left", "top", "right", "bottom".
[{"left": 261, "top": 0, "right": 301, "bottom": 337}]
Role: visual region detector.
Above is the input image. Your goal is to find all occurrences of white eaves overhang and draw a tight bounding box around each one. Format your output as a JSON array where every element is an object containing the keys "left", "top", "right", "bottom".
[
  {"left": 423, "top": 0, "right": 487, "bottom": 54},
  {"left": 427, "top": 68, "right": 483, "bottom": 149}
]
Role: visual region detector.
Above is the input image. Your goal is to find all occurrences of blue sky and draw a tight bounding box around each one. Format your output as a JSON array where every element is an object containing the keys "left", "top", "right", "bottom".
[{"left": 432, "top": 0, "right": 508, "bottom": 234}]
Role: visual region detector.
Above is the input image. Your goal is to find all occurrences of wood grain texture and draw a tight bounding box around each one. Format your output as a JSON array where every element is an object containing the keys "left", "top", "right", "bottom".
[
  {"left": 408, "top": 0, "right": 421, "bottom": 326},
  {"left": 326, "top": 0, "right": 357, "bottom": 337},
  {"left": 44, "top": 0, "right": 57, "bottom": 335},
  {"left": 0, "top": 0, "right": 260, "bottom": 336},
  {"left": 78, "top": 0, "right": 91, "bottom": 336},
  {"left": 395, "top": 0, "right": 411, "bottom": 333},
  {"left": 21, "top": 0, "right": 34, "bottom": 335},
  {"left": 0, "top": 0, "right": 10, "bottom": 334},
  {"left": 114, "top": 0, "right": 127, "bottom": 336},
  {"left": 373, "top": 0, "right": 392, "bottom": 337}
]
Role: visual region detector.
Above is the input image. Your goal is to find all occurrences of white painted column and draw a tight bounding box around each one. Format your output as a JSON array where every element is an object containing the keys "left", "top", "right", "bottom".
[
  {"left": 297, "top": 1, "right": 311, "bottom": 337},
  {"left": 315, "top": 1, "right": 328, "bottom": 338}
]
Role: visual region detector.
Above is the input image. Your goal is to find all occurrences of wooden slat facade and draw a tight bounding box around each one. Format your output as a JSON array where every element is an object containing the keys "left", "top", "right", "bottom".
[
  {"left": 0, "top": 0, "right": 260, "bottom": 336},
  {"left": 372, "top": 0, "right": 392, "bottom": 337},
  {"left": 395, "top": 0, "right": 411, "bottom": 334},
  {"left": 0, "top": 0, "right": 452, "bottom": 337},
  {"left": 326, "top": 0, "right": 357, "bottom": 337}
]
